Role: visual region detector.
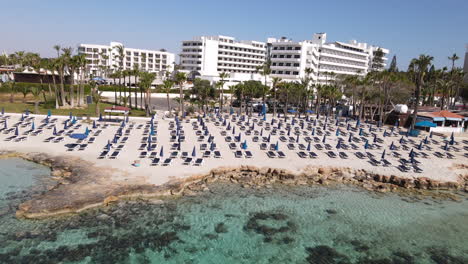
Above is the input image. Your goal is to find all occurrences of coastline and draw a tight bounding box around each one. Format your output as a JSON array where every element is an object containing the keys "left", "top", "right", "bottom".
[{"left": 3, "top": 151, "right": 467, "bottom": 220}]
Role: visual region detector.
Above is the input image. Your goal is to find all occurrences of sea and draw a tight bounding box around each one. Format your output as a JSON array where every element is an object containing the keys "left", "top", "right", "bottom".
[{"left": 0, "top": 157, "right": 467, "bottom": 264}]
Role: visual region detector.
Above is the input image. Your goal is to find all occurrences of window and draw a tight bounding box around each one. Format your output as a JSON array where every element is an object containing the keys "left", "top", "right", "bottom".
[
  {"left": 294, "top": 63, "right": 300, "bottom": 67},
  {"left": 294, "top": 55, "right": 300, "bottom": 58},
  {"left": 293, "top": 71, "right": 299, "bottom": 75}
]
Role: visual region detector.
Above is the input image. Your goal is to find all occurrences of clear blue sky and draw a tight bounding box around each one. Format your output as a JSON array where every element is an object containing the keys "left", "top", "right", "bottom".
[{"left": 2, "top": 0, "right": 467, "bottom": 69}]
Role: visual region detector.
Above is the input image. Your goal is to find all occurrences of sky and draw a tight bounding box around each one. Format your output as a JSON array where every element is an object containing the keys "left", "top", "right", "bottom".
[{"left": 1, "top": 0, "right": 467, "bottom": 70}]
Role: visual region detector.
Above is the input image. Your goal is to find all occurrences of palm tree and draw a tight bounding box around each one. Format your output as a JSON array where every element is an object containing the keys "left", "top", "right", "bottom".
[
  {"left": 256, "top": 62, "right": 271, "bottom": 105},
  {"left": 162, "top": 79, "right": 174, "bottom": 112},
  {"left": 139, "top": 72, "right": 156, "bottom": 116},
  {"left": 91, "top": 82, "right": 103, "bottom": 116},
  {"left": 410, "top": 55, "right": 433, "bottom": 130},
  {"left": 271, "top": 77, "right": 282, "bottom": 116},
  {"left": 218, "top": 72, "right": 230, "bottom": 112},
  {"left": 174, "top": 72, "right": 187, "bottom": 116},
  {"left": 304, "top": 67, "right": 314, "bottom": 108},
  {"left": 448, "top": 53, "right": 459, "bottom": 108}
]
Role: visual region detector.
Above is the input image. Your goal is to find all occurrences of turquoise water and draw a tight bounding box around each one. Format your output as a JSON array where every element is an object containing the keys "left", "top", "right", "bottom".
[{"left": 0, "top": 159, "right": 467, "bottom": 263}]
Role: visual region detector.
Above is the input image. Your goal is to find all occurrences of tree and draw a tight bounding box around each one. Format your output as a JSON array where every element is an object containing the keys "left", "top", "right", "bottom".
[
  {"left": 271, "top": 77, "right": 282, "bottom": 116},
  {"left": 174, "top": 72, "right": 187, "bottom": 116},
  {"left": 256, "top": 62, "right": 271, "bottom": 105},
  {"left": 20, "top": 85, "right": 30, "bottom": 103},
  {"left": 139, "top": 72, "right": 156, "bottom": 116},
  {"left": 114, "top": 45, "right": 125, "bottom": 102},
  {"left": 410, "top": 55, "right": 433, "bottom": 130},
  {"left": 371, "top": 48, "right": 385, "bottom": 72},
  {"left": 192, "top": 78, "right": 215, "bottom": 113},
  {"left": 162, "top": 79, "right": 174, "bottom": 112},
  {"left": 91, "top": 82, "right": 103, "bottom": 116},
  {"left": 388, "top": 55, "right": 398, "bottom": 72},
  {"left": 218, "top": 72, "right": 230, "bottom": 112},
  {"left": 448, "top": 54, "right": 460, "bottom": 108}
]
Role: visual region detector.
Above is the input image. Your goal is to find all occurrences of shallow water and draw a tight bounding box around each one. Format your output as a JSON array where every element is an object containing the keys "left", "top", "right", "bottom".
[{"left": 0, "top": 159, "right": 467, "bottom": 264}]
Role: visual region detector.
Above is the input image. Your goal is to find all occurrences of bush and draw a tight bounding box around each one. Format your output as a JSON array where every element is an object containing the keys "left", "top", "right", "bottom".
[{"left": 0, "top": 82, "right": 93, "bottom": 95}]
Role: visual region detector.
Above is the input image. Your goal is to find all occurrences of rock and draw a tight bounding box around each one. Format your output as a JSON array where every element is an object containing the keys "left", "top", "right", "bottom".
[
  {"left": 97, "top": 214, "right": 111, "bottom": 221},
  {"left": 103, "top": 195, "right": 119, "bottom": 206}
]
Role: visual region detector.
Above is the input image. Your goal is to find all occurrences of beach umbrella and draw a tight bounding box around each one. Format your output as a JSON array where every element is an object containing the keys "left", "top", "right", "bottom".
[
  {"left": 20, "top": 114, "right": 24, "bottom": 121},
  {"left": 417, "top": 141, "right": 423, "bottom": 150},
  {"left": 177, "top": 143, "right": 181, "bottom": 151},
  {"left": 85, "top": 127, "right": 89, "bottom": 135},
  {"left": 429, "top": 131, "right": 433, "bottom": 138},
  {"left": 409, "top": 149, "right": 414, "bottom": 158},
  {"left": 335, "top": 129, "right": 340, "bottom": 137},
  {"left": 148, "top": 135, "right": 152, "bottom": 144},
  {"left": 383, "top": 130, "right": 387, "bottom": 137},
  {"left": 364, "top": 140, "right": 369, "bottom": 149},
  {"left": 347, "top": 124, "right": 351, "bottom": 131},
  {"left": 192, "top": 146, "right": 196, "bottom": 157},
  {"left": 242, "top": 140, "right": 247, "bottom": 150},
  {"left": 313, "top": 119, "right": 317, "bottom": 126},
  {"left": 424, "top": 136, "right": 428, "bottom": 144},
  {"left": 449, "top": 132, "right": 455, "bottom": 145},
  {"left": 227, "top": 122, "right": 231, "bottom": 130},
  {"left": 275, "top": 141, "right": 279, "bottom": 151},
  {"left": 210, "top": 142, "right": 215, "bottom": 151},
  {"left": 159, "top": 146, "right": 164, "bottom": 157},
  {"left": 336, "top": 140, "right": 341, "bottom": 149},
  {"left": 399, "top": 136, "right": 404, "bottom": 144},
  {"left": 106, "top": 140, "right": 111, "bottom": 151},
  {"left": 147, "top": 144, "right": 152, "bottom": 152},
  {"left": 381, "top": 149, "right": 386, "bottom": 160},
  {"left": 232, "top": 126, "right": 236, "bottom": 134},
  {"left": 373, "top": 134, "right": 377, "bottom": 143},
  {"left": 311, "top": 128, "right": 315, "bottom": 136},
  {"left": 3, "top": 119, "right": 7, "bottom": 129},
  {"left": 359, "top": 128, "right": 363, "bottom": 136},
  {"left": 113, "top": 135, "right": 118, "bottom": 144},
  {"left": 15, "top": 126, "right": 19, "bottom": 136},
  {"left": 389, "top": 141, "right": 394, "bottom": 150},
  {"left": 99, "top": 113, "right": 103, "bottom": 121},
  {"left": 356, "top": 119, "right": 360, "bottom": 128},
  {"left": 47, "top": 109, "right": 51, "bottom": 117},
  {"left": 31, "top": 122, "right": 35, "bottom": 131},
  {"left": 287, "top": 127, "right": 291, "bottom": 136},
  {"left": 296, "top": 134, "right": 299, "bottom": 143},
  {"left": 252, "top": 123, "right": 255, "bottom": 130},
  {"left": 260, "top": 128, "right": 263, "bottom": 137},
  {"left": 1, "top": 107, "right": 4, "bottom": 115},
  {"left": 267, "top": 134, "right": 271, "bottom": 143},
  {"left": 444, "top": 141, "right": 449, "bottom": 151},
  {"left": 53, "top": 126, "right": 57, "bottom": 136},
  {"left": 301, "top": 122, "right": 304, "bottom": 130},
  {"left": 323, "top": 123, "right": 327, "bottom": 130},
  {"left": 348, "top": 134, "right": 352, "bottom": 143},
  {"left": 223, "top": 119, "right": 226, "bottom": 126},
  {"left": 121, "top": 120, "right": 126, "bottom": 128},
  {"left": 322, "top": 135, "right": 326, "bottom": 143},
  {"left": 278, "top": 122, "right": 282, "bottom": 129},
  {"left": 92, "top": 120, "right": 97, "bottom": 129},
  {"left": 369, "top": 125, "right": 372, "bottom": 132},
  {"left": 238, "top": 133, "right": 242, "bottom": 142},
  {"left": 307, "top": 142, "right": 311, "bottom": 151}
]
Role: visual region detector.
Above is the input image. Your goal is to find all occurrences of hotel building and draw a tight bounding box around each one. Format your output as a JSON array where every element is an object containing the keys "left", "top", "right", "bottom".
[
  {"left": 179, "top": 36, "right": 267, "bottom": 85},
  {"left": 269, "top": 33, "right": 389, "bottom": 84},
  {"left": 77, "top": 42, "right": 175, "bottom": 78},
  {"left": 463, "top": 45, "right": 468, "bottom": 83}
]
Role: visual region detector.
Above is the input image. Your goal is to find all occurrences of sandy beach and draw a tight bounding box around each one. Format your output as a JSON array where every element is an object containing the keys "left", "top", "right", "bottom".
[{"left": 1, "top": 111, "right": 467, "bottom": 218}]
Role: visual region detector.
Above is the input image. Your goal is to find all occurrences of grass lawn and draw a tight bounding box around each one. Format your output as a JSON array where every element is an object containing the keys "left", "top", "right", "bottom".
[{"left": 0, "top": 93, "right": 147, "bottom": 117}]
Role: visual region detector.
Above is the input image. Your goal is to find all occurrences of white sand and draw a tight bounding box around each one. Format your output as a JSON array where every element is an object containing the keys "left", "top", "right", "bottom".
[{"left": 0, "top": 112, "right": 466, "bottom": 186}]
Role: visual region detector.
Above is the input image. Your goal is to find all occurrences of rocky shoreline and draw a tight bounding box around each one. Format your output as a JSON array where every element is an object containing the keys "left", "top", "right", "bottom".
[{"left": 1, "top": 151, "right": 467, "bottom": 219}]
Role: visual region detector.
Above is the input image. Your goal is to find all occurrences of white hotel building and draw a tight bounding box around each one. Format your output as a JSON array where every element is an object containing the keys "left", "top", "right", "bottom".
[
  {"left": 77, "top": 42, "right": 175, "bottom": 78},
  {"left": 179, "top": 36, "right": 267, "bottom": 85},
  {"left": 268, "top": 33, "right": 388, "bottom": 83}
]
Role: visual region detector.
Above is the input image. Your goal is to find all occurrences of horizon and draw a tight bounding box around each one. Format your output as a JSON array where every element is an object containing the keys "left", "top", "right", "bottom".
[{"left": 1, "top": 0, "right": 467, "bottom": 70}]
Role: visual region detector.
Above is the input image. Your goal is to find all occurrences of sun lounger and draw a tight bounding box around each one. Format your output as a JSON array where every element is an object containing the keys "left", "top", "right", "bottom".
[
  {"left": 235, "top": 150, "right": 243, "bottom": 158},
  {"left": 53, "top": 137, "right": 64, "bottom": 143},
  {"left": 214, "top": 151, "right": 222, "bottom": 158},
  {"left": 194, "top": 158, "right": 204, "bottom": 166},
  {"left": 138, "top": 144, "right": 147, "bottom": 150},
  {"left": 339, "top": 152, "right": 349, "bottom": 159},
  {"left": 287, "top": 143, "right": 296, "bottom": 150},
  {"left": 98, "top": 151, "right": 109, "bottom": 159},
  {"left": 308, "top": 152, "right": 318, "bottom": 159},
  {"left": 150, "top": 158, "right": 160, "bottom": 166},
  {"left": 170, "top": 151, "right": 179, "bottom": 158},
  {"left": 297, "top": 151, "right": 308, "bottom": 158},
  {"left": 183, "top": 158, "right": 193, "bottom": 165},
  {"left": 78, "top": 144, "right": 87, "bottom": 151},
  {"left": 277, "top": 151, "right": 286, "bottom": 158},
  {"left": 203, "top": 151, "right": 212, "bottom": 158},
  {"left": 225, "top": 136, "right": 232, "bottom": 142},
  {"left": 446, "top": 153, "right": 455, "bottom": 159},
  {"left": 162, "top": 158, "right": 172, "bottom": 166},
  {"left": 109, "top": 151, "right": 120, "bottom": 159},
  {"left": 260, "top": 143, "right": 267, "bottom": 150},
  {"left": 326, "top": 151, "right": 337, "bottom": 158},
  {"left": 229, "top": 143, "right": 237, "bottom": 150},
  {"left": 267, "top": 151, "right": 277, "bottom": 158},
  {"left": 315, "top": 144, "right": 323, "bottom": 150},
  {"left": 244, "top": 151, "right": 253, "bottom": 158}
]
